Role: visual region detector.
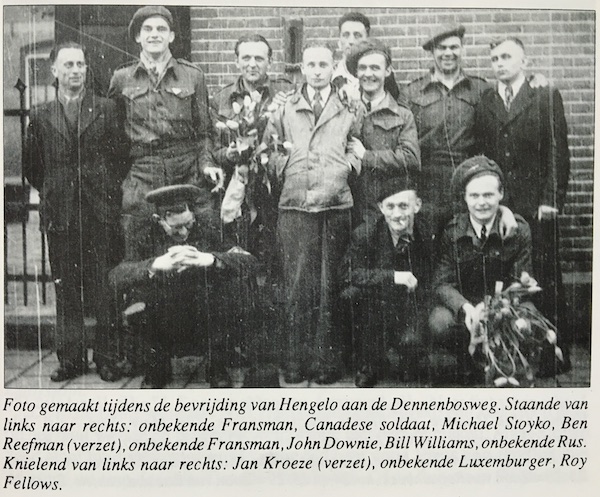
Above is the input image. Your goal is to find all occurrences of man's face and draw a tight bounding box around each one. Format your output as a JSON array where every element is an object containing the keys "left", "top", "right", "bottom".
[
  {"left": 491, "top": 40, "right": 527, "bottom": 84},
  {"left": 432, "top": 35, "right": 463, "bottom": 75},
  {"left": 357, "top": 52, "right": 391, "bottom": 97},
  {"left": 378, "top": 190, "right": 422, "bottom": 236},
  {"left": 51, "top": 47, "right": 87, "bottom": 93},
  {"left": 301, "top": 47, "right": 334, "bottom": 90},
  {"left": 136, "top": 16, "right": 174, "bottom": 57},
  {"left": 338, "top": 21, "right": 368, "bottom": 57},
  {"left": 162, "top": 208, "right": 195, "bottom": 243},
  {"left": 464, "top": 174, "right": 504, "bottom": 225},
  {"left": 236, "top": 41, "right": 271, "bottom": 86}
]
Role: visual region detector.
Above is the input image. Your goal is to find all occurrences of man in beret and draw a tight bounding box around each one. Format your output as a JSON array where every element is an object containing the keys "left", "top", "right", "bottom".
[
  {"left": 108, "top": 6, "right": 222, "bottom": 260},
  {"left": 341, "top": 176, "right": 433, "bottom": 387},
  {"left": 475, "top": 37, "right": 571, "bottom": 373},
  {"left": 332, "top": 12, "right": 400, "bottom": 100},
  {"left": 405, "top": 25, "right": 544, "bottom": 234},
  {"left": 345, "top": 39, "right": 421, "bottom": 227},
  {"left": 429, "top": 156, "right": 532, "bottom": 385},
  {"left": 108, "top": 184, "right": 258, "bottom": 388}
]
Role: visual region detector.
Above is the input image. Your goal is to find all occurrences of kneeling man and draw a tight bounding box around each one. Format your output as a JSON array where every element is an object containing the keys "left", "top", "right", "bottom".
[
  {"left": 429, "top": 156, "right": 532, "bottom": 384},
  {"left": 109, "top": 185, "right": 258, "bottom": 388},
  {"left": 342, "top": 176, "right": 433, "bottom": 387}
]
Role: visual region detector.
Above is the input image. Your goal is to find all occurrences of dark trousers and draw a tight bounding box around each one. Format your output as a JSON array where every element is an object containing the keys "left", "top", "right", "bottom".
[
  {"left": 47, "top": 209, "right": 115, "bottom": 369},
  {"left": 278, "top": 209, "right": 351, "bottom": 373}
]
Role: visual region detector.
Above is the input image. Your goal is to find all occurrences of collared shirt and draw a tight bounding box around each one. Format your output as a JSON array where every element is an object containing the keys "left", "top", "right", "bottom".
[
  {"left": 306, "top": 84, "right": 332, "bottom": 107},
  {"left": 469, "top": 214, "right": 496, "bottom": 239},
  {"left": 57, "top": 89, "right": 85, "bottom": 129},
  {"left": 497, "top": 73, "right": 526, "bottom": 107},
  {"left": 362, "top": 91, "right": 386, "bottom": 112},
  {"left": 140, "top": 50, "right": 172, "bottom": 83}
]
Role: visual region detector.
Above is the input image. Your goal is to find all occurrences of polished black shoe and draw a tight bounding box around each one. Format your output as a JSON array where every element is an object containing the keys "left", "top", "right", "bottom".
[
  {"left": 50, "top": 365, "right": 85, "bottom": 382},
  {"left": 98, "top": 364, "right": 122, "bottom": 382},
  {"left": 355, "top": 367, "right": 377, "bottom": 388},
  {"left": 141, "top": 360, "right": 172, "bottom": 389},
  {"left": 314, "top": 369, "right": 341, "bottom": 385}
]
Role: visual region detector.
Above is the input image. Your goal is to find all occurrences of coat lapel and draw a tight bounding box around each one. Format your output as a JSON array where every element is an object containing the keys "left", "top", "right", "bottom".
[
  {"left": 485, "top": 88, "right": 510, "bottom": 126},
  {"left": 45, "top": 99, "right": 71, "bottom": 141},
  {"left": 505, "top": 82, "right": 535, "bottom": 125},
  {"left": 314, "top": 93, "right": 344, "bottom": 131}
]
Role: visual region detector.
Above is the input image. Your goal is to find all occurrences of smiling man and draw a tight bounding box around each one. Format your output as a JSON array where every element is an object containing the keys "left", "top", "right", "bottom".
[
  {"left": 429, "top": 156, "right": 532, "bottom": 385},
  {"left": 109, "top": 6, "right": 220, "bottom": 260},
  {"left": 344, "top": 39, "right": 420, "bottom": 227},
  {"left": 341, "top": 176, "right": 433, "bottom": 387}
]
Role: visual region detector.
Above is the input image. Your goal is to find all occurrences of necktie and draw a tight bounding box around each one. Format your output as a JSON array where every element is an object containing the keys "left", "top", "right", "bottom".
[
  {"left": 480, "top": 224, "right": 488, "bottom": 244},
  {"left": 365, "top": 101, "right": 372, "bottom": 112},
  {"left": 313, "top": 91, "right": 323, "bottom": 121},
  {"left": 505, "top": 85, "right": 513, "bottom": 111}
]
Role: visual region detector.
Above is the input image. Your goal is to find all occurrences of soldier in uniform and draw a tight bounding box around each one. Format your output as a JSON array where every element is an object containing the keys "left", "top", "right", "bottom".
[
  {"left": 108, "top": 6, "right": 222, "bottom": 259},
  {"left": 405, "top": 25, "right": 544, "bottom": 235},
  {"left": 108, "top": 185, "right": 258, "bottom": 388}
]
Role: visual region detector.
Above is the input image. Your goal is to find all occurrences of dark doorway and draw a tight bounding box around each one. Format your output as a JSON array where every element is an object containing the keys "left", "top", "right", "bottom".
[{"left": 54, "top": 5, "right": 190, "bottom": 96}]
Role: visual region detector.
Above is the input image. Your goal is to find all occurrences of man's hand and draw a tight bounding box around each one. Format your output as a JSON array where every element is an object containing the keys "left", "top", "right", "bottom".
[
  {"left": 203, "top": 166, "right": 224, "bottom": 192},
  {"left": 394, "top": 271, "right": 418, "bottom": 291},
  {"left": 462, "top": 302, "right": 484, "bottom": 333},
  {"left": 347, "top": 137, "right": 366, "bottom": 160},
  {"left": 499, "top": 205, "right": 518, "bottom": 239},
  {"left": 538, "top": 205, "right": 558, "bottom": 221},
  {"left": 528, "top": 73, "right": 550, "bottom": 89},
  {"left": 271, "top": 90, "right": 294, "bottom": 109},
  {"left": 178, "top": 250, "right": 216, "bottom": 268}
]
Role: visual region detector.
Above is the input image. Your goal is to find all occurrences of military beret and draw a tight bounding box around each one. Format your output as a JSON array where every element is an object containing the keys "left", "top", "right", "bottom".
[
  {"left": 377, "top": 174, "right": 418, "bottom": 203},
  {"left": 451, "top": 156, "right": 505, "bottom": 196},
  {"left": 128, "top": 6, "right": 173, "bottom": 39},
  {"left": 422, "top": 24, "right": 466, "bottom": 52},
  {"left": 145, "top": 184, "right": 202, "bottom": 210},
  {"left": 346, "top": 39, "right": 392, "bottom": 78}
]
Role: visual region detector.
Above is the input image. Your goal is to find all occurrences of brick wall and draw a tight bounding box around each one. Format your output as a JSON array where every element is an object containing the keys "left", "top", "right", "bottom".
[{"left": 190, "top": 7, "right": 595, "bottom": 274}]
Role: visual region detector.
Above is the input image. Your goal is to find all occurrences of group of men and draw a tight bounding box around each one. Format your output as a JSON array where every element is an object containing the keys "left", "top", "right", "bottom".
[{"left": 25, "top": 7, "right": 570, "bottom": 388}]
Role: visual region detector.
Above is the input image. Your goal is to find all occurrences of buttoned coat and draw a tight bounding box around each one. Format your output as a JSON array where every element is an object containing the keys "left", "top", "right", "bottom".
[
  {"left": 265, "top": 86, "right": 365, "bottom": 212},
  {"left": 25, "top": 91, "right": 128, "bottom": 232},
  {"left": 474, "top": 83, "right": 570, "bottom": 220}
]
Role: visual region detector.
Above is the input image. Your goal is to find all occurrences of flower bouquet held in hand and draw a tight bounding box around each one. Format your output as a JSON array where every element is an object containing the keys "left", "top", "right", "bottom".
[
  {"left": 215, "top": 90, "right": 278, "bottom": 224},
  {"left": 468, "top": 272, "right": 563, "bottom": 387}
]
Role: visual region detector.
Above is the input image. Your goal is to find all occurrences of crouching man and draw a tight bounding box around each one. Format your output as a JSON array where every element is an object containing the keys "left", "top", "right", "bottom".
[
  {"left": 108, "top": 185, "right": 258, "bottom": 388},
  {"left": 429, "top": 156, "right": 532, "bottom": 385},
  {"left": 341, "top": 176, "right": 433, "bottom": 387}
]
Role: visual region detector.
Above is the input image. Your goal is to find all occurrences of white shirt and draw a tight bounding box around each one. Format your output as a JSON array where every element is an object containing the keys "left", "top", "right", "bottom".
[
  {"left": 497, "top": 73, "right": 526, "bottom": 107},
  {"left": 363, "top": 91, "right": 386, "bottom": 112},
  {"left": 470, "top": 215, "right": 496, "bottom": 240},
  {"left": 306, "top": 84, "right": 332, "bottom": 107}
]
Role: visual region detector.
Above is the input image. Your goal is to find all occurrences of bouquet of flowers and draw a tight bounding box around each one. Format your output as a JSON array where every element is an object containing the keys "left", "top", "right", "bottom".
[
  {"left": 215, "top": 90, "right": 276, "bottom": 224},
  {"left": 469, "top": 272, "right": 563, "bottom": 387}
]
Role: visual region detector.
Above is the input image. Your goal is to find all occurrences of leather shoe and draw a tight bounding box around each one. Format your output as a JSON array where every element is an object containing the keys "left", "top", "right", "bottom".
[
  {"left": 355, "top": 367, "right": 377, "bottom": 388},
  {"left": 50, "top": 365, "right": 84, "bottom": 382},
  {"left": 98, "top": 364, "right": 122, "bottom": 382},
  {"left": 314, "top": 369, "right": 341, "bottom": 385}
]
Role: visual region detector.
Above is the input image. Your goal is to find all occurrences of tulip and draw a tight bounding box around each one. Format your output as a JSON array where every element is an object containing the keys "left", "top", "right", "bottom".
[
  {"left": 520, "top": 271, "right": 531, "bottom": 285},
  {"left": 232, "top": 102, "right": 242, "bottom": 115},
  {"left": 283, "top": 141, "right": 293, "bottom": 152},
  {"left": 250, "top": 90, "right": 262, "bottom": 103},
  {"left": 226, "top": 120, "right": 240, "bottom": 131},
  {"left": 260, "top": 153, "right": 269, "bottom": 165},
  {"left": 507, "top": 377, "right": 520, "bottom": 387},
  {"left": 215, "top": 121, "right": 228, "bottom": 130},
  {"left": 513, "top": 318, "right": 530, "bottom": 333},
  {"left": 494, "top": 377, "right": 508, "bottom": 387},
  {"left": 243, "top": 95, "right": 252, "bottom": 109},
  {"left": 546, "top": 329, "right": 557, "bottom": 344}
]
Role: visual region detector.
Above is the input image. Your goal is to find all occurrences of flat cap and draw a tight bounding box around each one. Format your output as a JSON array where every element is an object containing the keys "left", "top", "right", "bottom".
[
  {"left": 377, "top": 174, "right": 418, "bottom": 203},
  {"left": 346, "top": 39, "right": 392, "bottom": 78},
  {"left": 129, "top": 6, "right": 173, "bottom": 39},
  {"left": 145, "top": 184, "right": 202, "bottom": 209},
  {"left": 422, "top": 24, "right": 465, "bottom": 52},
  {"left": 451, "top": 155, "right": 504, "bottom": 196}
]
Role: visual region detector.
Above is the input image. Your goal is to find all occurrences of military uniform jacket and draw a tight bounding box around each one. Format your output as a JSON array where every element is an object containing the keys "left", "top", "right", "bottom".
[
  {"left": 108, "top": 57, "right": 214, "bottom": 167},
  {"left": 475, "top": 82, "right": 571, "bottom": 220},
  {"left": 25, "top": 91, "right": 129, "bottom": 232},
  {"left": 433, "top": 212, "right": 532, "bottom": 315},
  {"left": 405, "top": 71, "right": 489, "bottom": 203}
]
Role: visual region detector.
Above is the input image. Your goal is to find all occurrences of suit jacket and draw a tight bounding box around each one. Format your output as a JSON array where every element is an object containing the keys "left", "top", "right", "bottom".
[
  {"left": 25, "top": 91, "right": 129, "bottom": 232},
  {"left": 475, "top": 82, "right": 570, "bottom": 220}
]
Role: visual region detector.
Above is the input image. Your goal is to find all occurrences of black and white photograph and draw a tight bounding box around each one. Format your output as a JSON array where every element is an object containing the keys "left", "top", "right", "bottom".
[{"left": 3, "top": 4, "right": 593, "bottom": 391}]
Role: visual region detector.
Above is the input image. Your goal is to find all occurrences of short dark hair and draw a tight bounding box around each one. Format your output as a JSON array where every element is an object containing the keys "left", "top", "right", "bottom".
[
  {"left": 302, "top": 40, "right": 335, "bottom": 56},
  {"left": 338, "top": 12, "right": 371, "bottom": 34},
  {"left": 234, "top": 34, "right": 273, "bottom": 58},
  {"left": 490, "top": 36, "right": 526, "bottom": 52},
  {"left": 49, "top": 42, "right": 87, "bottom": 64}
]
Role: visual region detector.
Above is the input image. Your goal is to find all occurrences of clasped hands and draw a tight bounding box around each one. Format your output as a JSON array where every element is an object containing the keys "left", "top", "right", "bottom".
[{"left": 151, "top": 245, "right": 215, "bottom": 274}]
